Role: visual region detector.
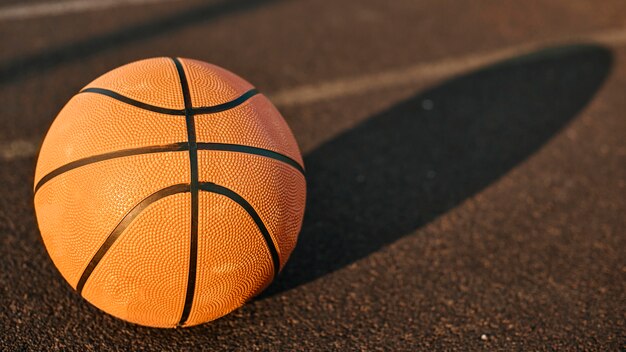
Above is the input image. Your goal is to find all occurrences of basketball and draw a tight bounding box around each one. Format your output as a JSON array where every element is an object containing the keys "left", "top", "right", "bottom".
[{"left": 33, "top": 58, "right": 306, "bottom": 328}]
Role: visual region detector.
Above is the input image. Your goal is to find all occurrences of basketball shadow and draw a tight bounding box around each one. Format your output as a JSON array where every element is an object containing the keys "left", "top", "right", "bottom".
[{"left": 262, "top": 44, "right": 612, "bottom": 297}]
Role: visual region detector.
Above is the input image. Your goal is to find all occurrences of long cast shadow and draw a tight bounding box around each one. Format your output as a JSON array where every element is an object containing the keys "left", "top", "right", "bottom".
[
  {"left": 263, "top": 44, "right": 612, "bottom": 296},
  {"left": 0, "top": 0, "right": 273, "bottom": 85}
]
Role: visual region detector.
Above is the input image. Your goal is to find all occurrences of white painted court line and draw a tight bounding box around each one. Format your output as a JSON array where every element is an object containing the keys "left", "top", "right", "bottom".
[
  {"left": 0, "top": 0, "right": 182, "bottom": 21},
  {"left": 270, "top": 28, "right": 626, "bottom": 106},
  {"left": 0, "top": 139, "right": 39, "bottom": 160},
  {"left": 2, "top": 27, "right": 626, "bottom": 161},
  {"left": 269, "top": 47, "right": 520, "bottom": 107}
]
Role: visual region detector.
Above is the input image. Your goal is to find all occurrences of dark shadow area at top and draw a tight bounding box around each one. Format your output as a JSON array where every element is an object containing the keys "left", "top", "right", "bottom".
[
  {"left": 260, "top": 44, "right": 612, "bottom": 297},
  {"left": 0, "top": 0, "right": 273, "bottom": 85}
]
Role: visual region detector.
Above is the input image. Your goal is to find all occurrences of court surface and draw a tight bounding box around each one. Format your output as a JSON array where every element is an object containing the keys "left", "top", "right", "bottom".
[{"left": 0, "top": 0, "right": 625, "bottom": 350}]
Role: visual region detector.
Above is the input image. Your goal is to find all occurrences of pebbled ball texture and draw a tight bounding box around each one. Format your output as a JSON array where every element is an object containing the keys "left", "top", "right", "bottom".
[{"left": 33, "top": 57, "right": 306, "bottom": 328}]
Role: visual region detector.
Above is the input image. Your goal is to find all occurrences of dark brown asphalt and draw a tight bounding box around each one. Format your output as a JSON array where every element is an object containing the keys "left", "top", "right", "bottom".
[{"left": 1, "top": 1, "right": 625, "bottom": 350}]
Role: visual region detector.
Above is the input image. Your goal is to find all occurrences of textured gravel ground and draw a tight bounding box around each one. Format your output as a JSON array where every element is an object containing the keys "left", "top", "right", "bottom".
[{"left": 0, "top": 0, "right": 625, "bottom": 350}]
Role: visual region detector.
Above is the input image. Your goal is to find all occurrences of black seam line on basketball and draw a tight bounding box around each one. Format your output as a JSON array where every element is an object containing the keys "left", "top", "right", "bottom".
[
  {"left": 75, "top": 183, "right": 190, "bottom": 295},
  {"left": 32, "top": 142, "right": 303, "bottom": 195},
  {"left": 197, "top": 143, "right": 305, "bottom": 175},
  {"left": 33, "top": 143, "right": 189, "bottom": 193},
  {"left": 79, "top": 88, "right": 260, "bottom": 116},
  {"left": 193, "top": 89, "right": 259, "bottom": 114},
  {"left": 80, "top": 88, "right": 185, "bottom": 115},
  {"left": 199, "top": 182, "right": 280, "bottom": 281},
  {"left": 172, "top": 57, "right": 199, "bottom": 327}
]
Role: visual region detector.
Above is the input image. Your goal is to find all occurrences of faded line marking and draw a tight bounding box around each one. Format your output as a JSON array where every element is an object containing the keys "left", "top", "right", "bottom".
[
  {"left": 0, "top": 0, "right": 182, "bottom": 21},
  {"left": 2, "top": 27, "right": 626, "bottom": 161},
  {"left": 0, "top": 139, "right": 39, "bottom": 160},
  {"left": 269, "top": 27, "right": 626, "bottom": 106}
]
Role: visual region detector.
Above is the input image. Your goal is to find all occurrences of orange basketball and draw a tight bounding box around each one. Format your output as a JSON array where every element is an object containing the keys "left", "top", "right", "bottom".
[{"left": 33, "top": 58, "right": 306, "bottom": 328}]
